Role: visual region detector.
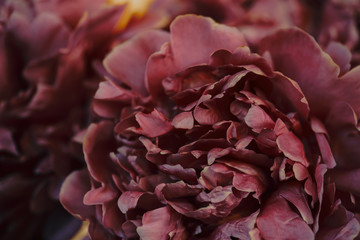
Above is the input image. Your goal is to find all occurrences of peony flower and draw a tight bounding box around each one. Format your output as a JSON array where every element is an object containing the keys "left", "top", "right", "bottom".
[
  {"left": 0, "top": 0, "right": 172, "bottom": 239},
  {"left": 61, "top": 14, "right": 360, "bottom": 239}
]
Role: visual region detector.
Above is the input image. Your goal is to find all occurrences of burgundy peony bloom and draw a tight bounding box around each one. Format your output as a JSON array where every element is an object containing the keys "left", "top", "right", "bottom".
[
  {"left": 0, "top": 0, "right": 172, "bottom": 239},
  {"left": 61, "top": 14, "right": 360, "bottom": 239}
]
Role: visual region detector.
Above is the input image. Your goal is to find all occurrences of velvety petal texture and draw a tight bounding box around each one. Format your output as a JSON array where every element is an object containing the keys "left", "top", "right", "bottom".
[{"left": 60, "top": 13, "right": 360, "bottom": 240}]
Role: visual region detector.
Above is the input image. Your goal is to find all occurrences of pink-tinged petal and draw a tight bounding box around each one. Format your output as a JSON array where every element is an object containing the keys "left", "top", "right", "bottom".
[
  {"left": 84, "top": 185, "right": 118, "bottom": 205},
  {"left": 117, "top": 191, "right": 158, "bottom": 214},
  {"left": 170, "top": 14, "right": 247, "bottom": 69},
  {"left": 146, "top": 15, "right": 247, "bottom": 101},
  {"left": 277, "top": 131, "right": 309, "bottom": 167},
  {"left": 171, "top": 111, "right": 194, "bottom": 129},
  {"left": 146, "top": 42, "right": 177, "bottom": 101},
  {"left": 210, "top": 210, "right": 259, "bottom": 240},
  {"left": 279, "top": 182, "right": 314, "bottom": 225},
  {"left": 245, "top": 105, "right": 275, "bottom": 132},
  {"left": 60, "top": 169, "right": 94, "bottom": 220},
  {"left": 325, "top": 42, "right": 351, "bottom": 76},
  {"left": 102, "top": 200, "right": 125, "bottom": 237},
  {"left": 136, "top": 206, "right": 183, "bottom": 240},
  {"left": 134, "top": 109, "right": 173, "bottom": 137},
  {"left": 104, "top": 30, "right": 169, "bottom": 96},
  {"left": 232, "top": 173, "right": 266, "bottom": 199},
  {"left": 92, "top": 80, "right": 136, "bottom": 118},
  {"left": 313, "top": 162, "right": 327, "bottom": 233},
  {"left": 274, "top": 118, "right": 289, "bottom": 136},
  {"left": 269, "top": 73, "right": 310, "bottom": 119},
  {"left": 259, "top": 28, "right": 340, "bottom": 118},
  {"left": 0, "top": 128, "right": 18, "bottom": 155},
  {"left": 94, "top": 80, "right": 136, "bottom": 101},
  {"left": 210, "top": 47, "right": 273, "bottom": 76},
  {"left": 158, "top": 164, "right": 197, "bottom": 184},
  {"left": 207, "top": 147, "right": 232, "bottom": 165},
  {"left": 293, "top": 163, "right": 309, "bottom": 181},
  {"left": 156, "top": 181, "right": 202, "bottom": 200},
  {"left": 311, "top": 118, "right": 336, "bottom": 168},
  {"left": 257, "top": 184, "right": 315, "bottom": 240},
  {"left": 83, "top": 122, "right": 116, "bottom": 183}
]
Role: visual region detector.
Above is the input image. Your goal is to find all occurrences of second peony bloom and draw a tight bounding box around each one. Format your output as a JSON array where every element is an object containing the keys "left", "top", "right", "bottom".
[{"left": 61, "top": 14, "right": 360, "bottom": 239}]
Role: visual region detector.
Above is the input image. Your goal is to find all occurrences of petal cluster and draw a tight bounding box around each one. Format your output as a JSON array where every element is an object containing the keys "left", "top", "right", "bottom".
[{"left": 61, "top": 14, "right": 360, "bottom": 239}]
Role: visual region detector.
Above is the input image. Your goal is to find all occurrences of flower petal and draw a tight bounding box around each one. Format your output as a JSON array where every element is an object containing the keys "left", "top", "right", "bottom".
[
  {"left": 260, "top": 28, "right": 340, "bottom": 118},
  {"left": 60, "top": 169, "right": 93, "bottom": 220},
  {"left": 104, "top": 30, "right": 169, "bottom": 96}
]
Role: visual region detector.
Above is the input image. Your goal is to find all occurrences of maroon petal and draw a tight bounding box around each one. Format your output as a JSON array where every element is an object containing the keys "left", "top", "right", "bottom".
[
  {"left": 83, "top": 122, "right": 116, "bottom": 183},
  {"left": 260, "top": 28, "right": 340, "bottom": 118},
  {"left": 171, "top": 111, "right": 194, "bottom": 129},
  {"left": 330, "top": 169, "right": 360, "bottom": 196},
  {"left": 277, "top": 131, "right": 309, "bottom": 167},
  {"left": 117, "top": 191, "right": 158, "bottom": 214},
  {"left": 325, "top": 102, "right": 360, "bottom": 168},
  {"left": 245, "top": 105, "right": 275, "bottom": 132},
  {"left": 104, "top": 30, "right": 169, "bottom": 96},
  {"left": 60, "top": 169, "right": 94, "bottom": 220},
  {"left": 28, "top": 13, "right": 70, "bottom": 59},
  {"left": 311, "top": 117, "right": 336, "bottom": 168},
  {"left": 83, "top": 185, "right": 118, "bottom": 205},
  {"left": 257, "top": 183, "right": 315, "bottom": 240},
  {"left": 279, "top": 182, "right": 314, "bottom": 225},
  {"left": 146, "top": 14, "right": 248, "bottom": 101},
  {"left": 210, "top": 210, "right": 259, "bottom": 240},
  {"left": 136, "top": 206, "right": 183, "bottom": 240},
  {"left": 0, "top": 128, "right": 18, "bottom": 155},
  {"left": 134, "top": 109, "right": 173, "bottom": 137},
  {"left": 170, "top": 14, "right": 247, "bottom": 69}
]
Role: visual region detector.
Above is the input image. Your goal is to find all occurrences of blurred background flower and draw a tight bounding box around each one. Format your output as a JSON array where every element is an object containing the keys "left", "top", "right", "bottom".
[{"left": 0, "top": 0, "right": 173, "bottom": 239}]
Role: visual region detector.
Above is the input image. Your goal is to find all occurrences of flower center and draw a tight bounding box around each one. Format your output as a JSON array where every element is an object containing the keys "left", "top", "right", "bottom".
[{"left": 107, "top": 0, "right": 154, "bottom": 31}]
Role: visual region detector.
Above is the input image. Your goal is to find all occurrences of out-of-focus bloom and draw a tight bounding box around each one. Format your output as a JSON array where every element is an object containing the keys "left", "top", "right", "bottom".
[
  {"left": 0, "top": 0, "right": 173, "bottom": 239},
  {"left": 61, "top": 15, "right": 360, "bottom": 239}
]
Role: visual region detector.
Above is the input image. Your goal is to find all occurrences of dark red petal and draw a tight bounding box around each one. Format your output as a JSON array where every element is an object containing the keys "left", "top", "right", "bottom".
[
  {"left": 134, "top": 109, "right": 173, "bottom": 137},
  {"left": 170, "top": 14, "right": 247, "bottom": 70},
  {"left": 210, "top": 210, "right": 259, "bottom": 240},
  {"left": 277, "top": 131, "right": 309, "bottom": 167},
  {"left": 171, "top": 111, "right": 194, "bottom": 129},
  {"left": 83, "top": 122, "right": 116, "bottom": 183},
  {"left": 104, "top": 30, "right": 169, "bottom": 96},
  {"left": 60, "top": 169, "right": 94, "bottom": 220},
  {"left": 245, "top": 105, "right": 275, "bottom": 132},
  {"left": 83, "top": 185, "right": 118, "bottom": 205},
  {"left": 0, "top": 128, "right": 18, "bottom": 155},
  {"left": 260, "top": 28, "right": 360, "bottom": 118},
  {"left": 257, "top": 184, "right": 315, "bottom": 240},
  {"left": 117, "top": 191, "right": 158, "bottom": 214},
  {"left": 325, "top": 42, "right": 351, "bottom": 76},
  {"left": 136, "top": 206, "right": 183, "bottom": 240}
]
